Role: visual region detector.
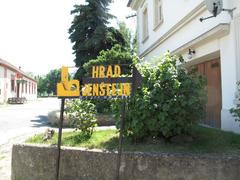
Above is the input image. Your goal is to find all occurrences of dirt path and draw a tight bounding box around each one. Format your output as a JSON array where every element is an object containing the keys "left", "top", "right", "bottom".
[{"left": 0, "top": 134, "right": 33, "bottom": 180}]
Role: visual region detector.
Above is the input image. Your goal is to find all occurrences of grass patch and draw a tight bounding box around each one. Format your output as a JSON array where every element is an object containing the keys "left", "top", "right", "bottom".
[
  {"left": 27, "top": 130, "right": 118, "bottom": 150},
  {"left": 26, "top": 126, "right": 240, "bottom": 154}
]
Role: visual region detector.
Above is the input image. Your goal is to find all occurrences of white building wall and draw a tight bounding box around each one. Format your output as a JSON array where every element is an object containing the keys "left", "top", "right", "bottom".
[
  {"left": 22, "top": 78, "right": 37, "bottom": 101},
  {"left": 6, "top": 69, "right": 16, "bottom": 98},
  {"left": 0, "top": 64, "right": 37, "bottom": 103},
  {"left": 219, "top": 18, "right": 239, "bottom": 133},
  {"left": 138, "top": 0, "right": 204, "bottom": 55},
  {"left": 132, "top": 0, "right": 240, "bottom": 133},
  {"left": 0, "top": 66, "right": 4, "bottom": 103},
  {"left": 138, "top": 3, "right": 231, "bottom": 60}
]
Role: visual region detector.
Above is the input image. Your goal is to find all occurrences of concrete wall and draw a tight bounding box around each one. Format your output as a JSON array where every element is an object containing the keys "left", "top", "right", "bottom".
[{"left": 12, "top": 144, "right": 240, "bottom": 180}]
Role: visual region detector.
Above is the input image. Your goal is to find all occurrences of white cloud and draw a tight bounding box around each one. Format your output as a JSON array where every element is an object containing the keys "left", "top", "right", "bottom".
[{"left": 109, "top": 0, "right": 136, "bottom": 32}]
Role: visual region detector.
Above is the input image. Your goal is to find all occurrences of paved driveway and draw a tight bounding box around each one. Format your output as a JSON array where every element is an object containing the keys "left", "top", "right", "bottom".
[
  {"left": 0, "top": 98, "right": 60, "bottom": 180},
  {"left": 0, "top": 97, "right": 61, "bottom": 145}
]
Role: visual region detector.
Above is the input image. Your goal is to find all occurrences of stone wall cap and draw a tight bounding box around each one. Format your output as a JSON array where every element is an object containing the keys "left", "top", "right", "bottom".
[{"left": 13, "top": 143, "right": 240, "bottom": 159}]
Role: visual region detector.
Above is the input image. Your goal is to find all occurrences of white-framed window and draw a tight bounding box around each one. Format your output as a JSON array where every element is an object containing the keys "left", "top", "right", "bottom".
[
  {"left": 142, "top": 4, "right": 149, "bottom": 43},
  {"left": 154, "top": 0, "right": 163, "bottom": 30},
  {"left": 11, "top": 75, "right": 15, "bottom": 92}
]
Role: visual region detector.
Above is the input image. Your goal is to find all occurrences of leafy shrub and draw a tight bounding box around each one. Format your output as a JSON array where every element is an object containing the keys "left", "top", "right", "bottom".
[
  {"left": 83, "top": 45, "right": 138, "bottom": 113},
  {"left": 230, "top": 82, "right": 240, "bottom": 122},
  {"left": 66, "top": 99, "right": 97, "bottom": 136},
  {"left": 83, "top": 44, "right": 138, "bottom": 75},
  {"left": 90, "top": 100, "right": 112, "bottom": 114},
  {"left": 113, "top": 52, "right": 206, "bottom": 140}
]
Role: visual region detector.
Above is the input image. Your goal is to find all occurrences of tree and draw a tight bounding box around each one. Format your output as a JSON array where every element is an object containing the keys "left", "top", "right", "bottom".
[
  {"left": 69, "top": 0, "right": 125, "bottom": 78},
  {"left": 132, "top": 31, "right": 138, "bottom": 54},
  {"left": 117, "top": 21, "right": 137, "bottom": 54},
  {"left": 83, "top": 45, "right": 137, "bottom": 74},
  {"left": 118, "top": 22, "right": 132, "bottom": 51},
  {"left": 36, "top": 69, "right": 61, "bottom": 96},
  {"left": 45, "top": 69, "right": 61, "bottom": 95},
  {"left": 36, "top": 75, "right": 47, "bottom": 96}
]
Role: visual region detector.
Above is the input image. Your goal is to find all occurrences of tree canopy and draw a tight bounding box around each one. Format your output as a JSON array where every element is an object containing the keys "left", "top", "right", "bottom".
[
  {"left": 69, "top": 0, "right": 126, "bottom": 78},
  {"left": 37, "top": 69, "right": 61, "bottom": 96},
  {"left": 118, "top": 21, "right": 134, "bottom": 52}
]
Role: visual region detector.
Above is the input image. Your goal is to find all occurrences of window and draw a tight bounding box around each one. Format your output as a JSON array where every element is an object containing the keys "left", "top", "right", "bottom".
[
  {"left": 11, "top": 80, "right": 15, "bottom": 91},
  {"left": 25, "top": 83, "right": 27, "bottom": 94},
  {"left": 22, "top": 83, "right": 24, "bottom": 93},
  {"left": 142, "top": 5, "right": 149, "bottom": 42},
  {"left": 11, "top": 75, "right": 15, "bottom": 92},
  {"left": 34, "top": 84, "right": 36, "bottom": 94},
  {"left": 154, "top": 0, "right": 163, "bottom": 30}
]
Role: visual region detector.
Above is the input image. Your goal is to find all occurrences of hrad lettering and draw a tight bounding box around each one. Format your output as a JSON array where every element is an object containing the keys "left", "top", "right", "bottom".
[{"left": 57, "top": 65, "right": 138, "bottom": 98}]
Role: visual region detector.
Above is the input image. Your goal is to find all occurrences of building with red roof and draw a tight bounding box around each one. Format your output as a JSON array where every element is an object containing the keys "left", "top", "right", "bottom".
[{"left": 0, "top": 58, "right": 37, "bottom": 103}]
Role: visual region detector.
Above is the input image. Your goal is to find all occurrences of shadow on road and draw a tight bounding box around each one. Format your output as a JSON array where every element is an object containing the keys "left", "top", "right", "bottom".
[{"left": 31, "top": 115, "right": 50, "bottom": 127}]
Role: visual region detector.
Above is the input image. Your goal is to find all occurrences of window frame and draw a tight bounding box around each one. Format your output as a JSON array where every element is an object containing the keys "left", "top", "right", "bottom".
[
  {"left": 25, "top": 82, "right": 27, "bottom": 94},
  {"left": 29, "top": 82, "right": 31, "bottom": 94},
  {"left": 142, "top": 4, "right": 149, "bottom": 43},
  {"left": 11, "top": 75, "right": 15, "bottom": 92},
  {"left": 153, "top": 0, "right": 164, "bottom": 31}
]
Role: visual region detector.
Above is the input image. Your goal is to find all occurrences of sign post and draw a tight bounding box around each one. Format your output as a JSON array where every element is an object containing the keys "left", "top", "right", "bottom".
[
  {"left": 56, "top": 65, "right": 142, "bottom": 180},
  {"left": 56, "top": 98, "right": 65, "bottom": 180},
  {"left": 115, "top": 98, "right": 126, "bottom": 180}
]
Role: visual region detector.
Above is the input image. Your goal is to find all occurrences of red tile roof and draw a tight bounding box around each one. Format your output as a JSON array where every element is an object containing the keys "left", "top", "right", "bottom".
[{"left": 0, "top": 58, "right": 37, "bottom": 82}]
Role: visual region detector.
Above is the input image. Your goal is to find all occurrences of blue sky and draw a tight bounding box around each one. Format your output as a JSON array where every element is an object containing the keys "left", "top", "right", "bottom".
[{"left": 0, "top": 0, "right": 136, "bottom": 75}]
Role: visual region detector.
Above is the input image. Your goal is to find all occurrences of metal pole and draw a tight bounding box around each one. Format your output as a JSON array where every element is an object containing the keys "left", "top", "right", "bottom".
[
  {"left": 56, "top": 98, "right": 65, "bottom": 180},
  {"left": 116, "top": 98, "right": 126, "bottom": 180}
]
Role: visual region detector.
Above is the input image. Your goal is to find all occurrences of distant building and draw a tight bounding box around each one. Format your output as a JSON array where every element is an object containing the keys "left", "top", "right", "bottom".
[
  {"left": 0, "top": 58, "right": 37, "bottom": 103},
  {"left": 128, "top": 0, "right": 240, "bottom": 133}
]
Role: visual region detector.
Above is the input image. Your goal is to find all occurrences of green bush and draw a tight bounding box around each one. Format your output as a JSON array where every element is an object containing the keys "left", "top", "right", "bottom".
[
  {"left": 83, "top": 45, "right": 138, "bottom": 114},
  {"left": 113, "top": 52, "right": 206, "bottom": 140},
  {"left": 83, "top": 44, "right": 138, "bottom": 75},
  {"left": 90, "top": 100, "right": 112, "bottom": 114},
  {"left": 230, "top": 82, "right": 240, "bottom": 122},
  {"left": 66, "top": 99, "right": 97, "bottom": 136}
]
